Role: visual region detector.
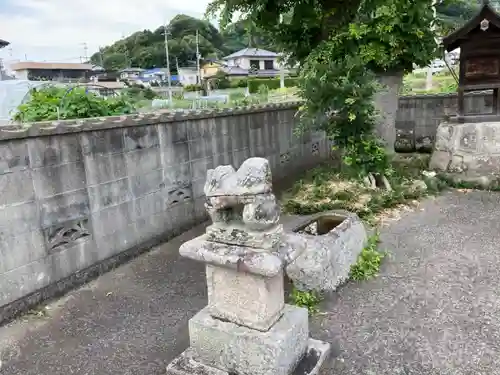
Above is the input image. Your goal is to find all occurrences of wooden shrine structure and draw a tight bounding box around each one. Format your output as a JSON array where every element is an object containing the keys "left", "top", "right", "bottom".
[{"left": 442, "top": 0, "right": 500, "bottom": 121}]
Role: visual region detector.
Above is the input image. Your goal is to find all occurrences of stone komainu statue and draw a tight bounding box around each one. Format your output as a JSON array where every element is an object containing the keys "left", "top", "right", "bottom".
[{"left": 203, "top": 157, "right": 282, "bottom": 251}]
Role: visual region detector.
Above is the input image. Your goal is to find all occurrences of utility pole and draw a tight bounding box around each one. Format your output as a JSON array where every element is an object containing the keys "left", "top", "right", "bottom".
[
  {"left": 163, "top": 24, "right": 173, "bottom": 105},
  {"left": 82, "top": 42, "right": 88, "bottom": 62},
  {"left": 121, "top": 33, "right": 131, "bottom": 68},
  {"left": 426, "top": 0, "right": 438, "bottom": 91},
  {"left": 98, "top": 46, "right": 104, "bottom": 68},
  {"left": 196, "top": 29, "right": 201, "bottom": 86}
]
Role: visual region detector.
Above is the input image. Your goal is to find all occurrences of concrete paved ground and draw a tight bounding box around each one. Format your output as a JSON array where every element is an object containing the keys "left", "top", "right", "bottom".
[{"left": 1, "top": 190, "right": 500, "bottom": 375}]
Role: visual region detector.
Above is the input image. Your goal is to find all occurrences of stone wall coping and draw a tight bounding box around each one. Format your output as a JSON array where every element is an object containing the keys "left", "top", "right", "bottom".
[
  {"left": 399, "top": 91, "right": 490, "bottom": 100},
  {"left": 0, "top": 101, "right": 302, "bottom": 142}
]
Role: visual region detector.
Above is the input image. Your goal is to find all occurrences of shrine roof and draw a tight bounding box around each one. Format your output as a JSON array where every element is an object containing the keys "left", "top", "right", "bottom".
[{"left": 443, "top": 2, "right": 500, "bottom": 52}]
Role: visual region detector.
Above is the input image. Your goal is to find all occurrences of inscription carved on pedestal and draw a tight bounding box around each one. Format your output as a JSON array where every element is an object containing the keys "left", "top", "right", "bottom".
[{"left": 465, "top": 58, "right": 499, "bottom": 78}]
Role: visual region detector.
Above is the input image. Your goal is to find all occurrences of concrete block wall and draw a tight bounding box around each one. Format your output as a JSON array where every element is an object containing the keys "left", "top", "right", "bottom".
[
  {"left": 395, "top": 92, "right": 491, "bottom": 151},
  {"left": 0, "top": 102, "right": 329, "bottom": 322}
]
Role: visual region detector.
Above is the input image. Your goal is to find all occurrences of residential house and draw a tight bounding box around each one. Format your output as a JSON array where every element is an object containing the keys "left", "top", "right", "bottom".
[
  {"left": 10, "top": 62, "right": 97, "bottom": 81},
  {"left": 201, "top": 60, "right": 223, "bottom": 78},
  {"left": 87, "top": 80, "right": 127, "bottom": 97},
  {"left": 202, "top": 48, "right": 290, "bottom": 78},
  {"left": 142, "top": 68, "right": 166, "bottom": 80},
  {"left": 178, "top": 67, "right": 199, "bottom": 86},
  {"left": 90, "top": 70, "right": 120, "bottom": 82},
  {"left": 224, "top": 48, "right": 281, "bottom": 71},
  {"left": 119, "top": 68, "right": 145, "bottom": 80}
]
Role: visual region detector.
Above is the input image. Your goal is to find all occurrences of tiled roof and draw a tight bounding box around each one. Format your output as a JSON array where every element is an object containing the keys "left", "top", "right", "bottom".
[
  {"left": 215, "top": 66, "right": 289, "bottom": 77},
  {"left": 10, "top": 62, "right": 94, "bottom": 71},
  {"left": 89, "top": 81, "right": 126, "bottom": 89},
  {"left": 223, "top": 48, "right": 279, "bottom": 60},
  {"left": 120, "top": 68, "right": 145, "bottom": 73}
]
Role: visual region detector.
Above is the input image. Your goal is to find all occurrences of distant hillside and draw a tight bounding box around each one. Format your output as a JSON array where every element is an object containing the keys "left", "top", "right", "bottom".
[
  {"left": 91, "top": 2, "right": 488, "bottom": 71},
  {"left": 436, "top": 0, "right": 481, "bottom": 34},
  {"left": 90, "top": 15, "right": 274, "bottom": 71}
]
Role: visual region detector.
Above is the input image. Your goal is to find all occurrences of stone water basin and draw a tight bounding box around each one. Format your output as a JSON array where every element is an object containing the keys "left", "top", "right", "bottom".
[{"left": 284, "top": 211, "right": 367, "bottom": 292}]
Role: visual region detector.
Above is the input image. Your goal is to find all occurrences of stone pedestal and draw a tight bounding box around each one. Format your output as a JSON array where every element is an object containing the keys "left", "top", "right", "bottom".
[
  {"left": 430, "top": 119, "right": 500, "bottom": 186},
  {"left": 206, "top": 265, "right": 284, "bottom": 331},
  {"left": 165, "top": 158, "right": 330, "bottom": 375}
]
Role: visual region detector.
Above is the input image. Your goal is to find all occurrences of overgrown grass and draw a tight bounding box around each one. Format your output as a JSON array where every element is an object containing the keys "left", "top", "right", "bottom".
[
  {"left": 349, "top": 232, "right": 386, "bottom": 281},
  {"left": 282, "top": 154, "right": 448, "bottom": 225}
]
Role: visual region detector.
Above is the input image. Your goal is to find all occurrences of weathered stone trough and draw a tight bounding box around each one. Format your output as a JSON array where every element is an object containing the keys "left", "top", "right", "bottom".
[{"left": 284, "top": 211, "right": 367, "bottom": 292}]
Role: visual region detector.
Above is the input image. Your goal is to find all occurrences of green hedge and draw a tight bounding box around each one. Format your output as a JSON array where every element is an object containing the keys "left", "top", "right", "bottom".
[
  {"left": 284, "top": 77, "right": 299, "bottom": 87},
  {"left": 229, "top": 78, "right": 248, "bottom": 88},
  {"left": 247, "top": 77, "right": 299, "bottom": 93},
  {"left": 184, "top": 84, "right": 203, "bottom": 92}
]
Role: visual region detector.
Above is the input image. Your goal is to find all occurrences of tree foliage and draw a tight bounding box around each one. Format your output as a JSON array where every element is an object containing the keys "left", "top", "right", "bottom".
[
  {"left": 220, "top": 18, "right": 275, "bottom": 52},
  {"left": 208, "top": 0, "right": 437, "bottom": 175},
  {"left": 436, "top": 0, "right": 480, "bottom": 33},
  {"left": 208, "top": 0, "right": 364, "bottom": 65},
  {"left": 90, "top": 14, "right": 273, "bottom": 71}
]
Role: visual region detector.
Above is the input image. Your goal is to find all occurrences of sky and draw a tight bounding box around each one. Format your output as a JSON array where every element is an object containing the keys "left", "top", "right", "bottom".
[{"left": 0, "top": 0, "right": 212, "bottom": 65}]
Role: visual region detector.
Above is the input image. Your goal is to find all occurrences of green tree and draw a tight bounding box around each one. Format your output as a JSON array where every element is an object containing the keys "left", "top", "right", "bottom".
[
  {"left": 208, "top": 0, "right": 437, "bottom": 174},
  {"left": 90, "top": 14, "right": 227, "bottom": 71},
  {"left": 221, "top": 18, "right": 274, "bottom": 53},
  {"left": 102, "top": 52, "right": 128, "bottom": 71},
  {"left": 436, "top": 0, "right": 480, "bottom": 33}
]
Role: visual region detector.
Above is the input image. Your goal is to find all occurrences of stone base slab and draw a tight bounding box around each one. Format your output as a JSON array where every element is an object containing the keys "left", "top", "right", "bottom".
[
  {"left": 187, "top": 304, "right": 309, "bottom": 375},
  {"left": 166, "top": 338, "right": 330, "bottom": 375}
]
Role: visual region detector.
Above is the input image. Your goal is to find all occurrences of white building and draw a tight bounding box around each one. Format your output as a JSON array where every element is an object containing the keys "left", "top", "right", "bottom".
[
  {"left": 10, "top": 62, "right": 95, "bottom": 81},
  {"left": 177, "top": 67, "right": 199, "bottom": 86},
  {"left": 223, "top": 48, "right": 282, "bottom": 71},
  {"left": 119, "top": 68, "right": 145, "bottom": 80}
]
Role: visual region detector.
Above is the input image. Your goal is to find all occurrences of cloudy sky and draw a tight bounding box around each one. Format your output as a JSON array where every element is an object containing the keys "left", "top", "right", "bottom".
[{"left": 0, "top": 0, "right": 212, "bottom": 64}]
